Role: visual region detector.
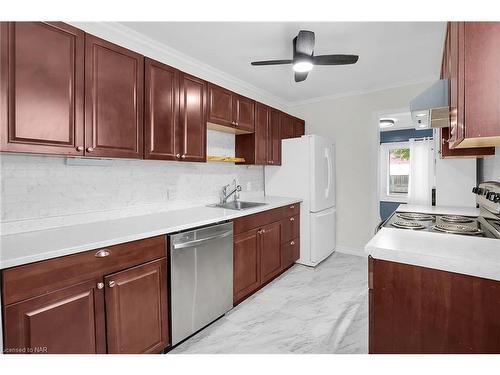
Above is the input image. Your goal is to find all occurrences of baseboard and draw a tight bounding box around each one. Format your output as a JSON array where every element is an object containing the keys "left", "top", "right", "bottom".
[{"left": 335, "top": 246, "right": 367, "bottom": 258}]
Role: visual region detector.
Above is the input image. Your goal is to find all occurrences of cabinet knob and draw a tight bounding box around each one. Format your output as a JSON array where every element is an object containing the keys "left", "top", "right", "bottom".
[
  {"left": 86, "top": 147, "right": 94, "bottom": 152},
  {"left": 76, "top": 146, "right": 84, "bottom": 152},
  {"left": 95, "top": 249, "right": 110, "bottom": 258},
  {"left": 290, "top": 205, "right": 295, "bottom": 209},
  {"left": 181, "top": 154, "right": 186, "bottom": 159},
  {"left": 97, "top": 282, "right": 104, "bottom": 290},
  {"left": 290, "top": 241, "right": 295, "bottom": 246},
  {"left": 176, "top": 153, "right": 181, "bottom": 158},
  {"left": 108, "top": 280, "right": 116, "bottom": 288},
  {"left": 235, "top": 122, "right": 239, "bottom": 126},
  {"left": 290, "top": 217, "right": 295, "bottom": 222}
]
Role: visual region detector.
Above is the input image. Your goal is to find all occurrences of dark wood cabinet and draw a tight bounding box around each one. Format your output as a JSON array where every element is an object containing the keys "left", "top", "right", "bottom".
[
  {"left": 235, "top": 102, "right": 268, "bottom": 165},
  {"left": 260, "top": 222, "right": 282, "bottom": 284},
  {"left": 280, "top": 113, "right": 295, "bottom": 140},
  {"left": 282, "top": 238, "right": 300, "bottom": 270},
  {"left": 439, "top": 22, "right": 498, "bottom": 156},
  {"left": 178, "top": 72, "right": 207, "bottom": 162},
  {"left": 208, "top": 83, "right": 254, "bottom": 133},
  {"left": 233, "top": 230, "right": 261, "bottom": 304},
  {"left": 0, "top": 22, "right": 85, "bottom": 156},
  {"left": 2, "top": 236, "right": 169, "bottom": 354},
  {"left": 4, "top": 278, "right": 106, "bottom": 354},
  {"left": 105, "top": 258, "right": 168, "bottom": 354},
  {"left": 369, "top": 256, "right": 500, "bottom": 353},
  {"left": 294, "top": 118, "right": 305, "bottom": 137},
  {"left": 268, "top": 108, "right": 282, "bottom": 165},
  {"left": 144, "top": 58, "right": 179, "bottom": 160},
  {"left": 84, "top": 34, "right": 144, "bottom": 159}
]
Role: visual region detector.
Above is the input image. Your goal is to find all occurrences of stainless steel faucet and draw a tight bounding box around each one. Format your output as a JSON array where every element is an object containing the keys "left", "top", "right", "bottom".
[{"left": 220, "top": 179, "right": 242, "bottom": 204}]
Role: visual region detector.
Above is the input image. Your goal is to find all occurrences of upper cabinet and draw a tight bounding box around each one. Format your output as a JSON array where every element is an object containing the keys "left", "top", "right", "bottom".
[
  {"left": 84, "top": 34, "right": 144, "bottom": 159},
  {"left": 208, "top": 83, "right": 255, "bottom": 134},
  {"left": 268, "top": 108, "right": 282, "bottom": 165},
  {"left": 280, "top": 113, "right": 295, "bottom": 140},
  {"left": 439, "top": 22, "right": 498, "bottom": 157},
  {"left": 0, "top": 22, "right": 85, "bottom": 155},
  {"left": 294, "top": 118, "right": 305, "bottom": 137},
  {"left": 144, "top": 59, "right": 206, "bottom": 162}
]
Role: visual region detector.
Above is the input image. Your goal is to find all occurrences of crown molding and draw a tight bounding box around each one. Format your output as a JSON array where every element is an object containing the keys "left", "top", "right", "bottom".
[
  {"left": 68, "top": 22, "right": 289, "bottom": 110},
  {"left": 287, "top": 75, "right": 438, "bottom": 107}
]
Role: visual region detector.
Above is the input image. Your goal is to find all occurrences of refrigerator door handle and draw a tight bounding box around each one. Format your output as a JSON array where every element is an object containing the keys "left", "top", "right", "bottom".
[{"left": 325, "top": 148, "right": 332, "bottom": 198}]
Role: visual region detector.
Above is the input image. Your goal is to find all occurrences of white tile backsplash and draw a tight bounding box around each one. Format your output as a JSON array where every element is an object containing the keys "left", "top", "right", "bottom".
[
  {"left": 482, "top": 148, "right": 500, "bottom": 181},
  {"left": 0, "top": 130, "right": 264, "bottom": 234}
]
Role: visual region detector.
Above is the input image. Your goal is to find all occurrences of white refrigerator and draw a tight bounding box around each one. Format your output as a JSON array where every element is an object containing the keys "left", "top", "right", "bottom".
[{"left": 265, "top": 135, "right": 336, "bottom": 267}]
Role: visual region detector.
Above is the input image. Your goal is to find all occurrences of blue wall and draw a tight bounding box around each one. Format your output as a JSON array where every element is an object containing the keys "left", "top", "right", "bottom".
[{"left": 379, "top": 128, "right": 433, "bottom": 220}]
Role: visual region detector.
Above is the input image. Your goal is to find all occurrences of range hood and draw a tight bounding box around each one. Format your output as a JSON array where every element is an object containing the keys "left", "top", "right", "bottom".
[{"left": 409, "top": 79, "right": 449, "bottom": 130}]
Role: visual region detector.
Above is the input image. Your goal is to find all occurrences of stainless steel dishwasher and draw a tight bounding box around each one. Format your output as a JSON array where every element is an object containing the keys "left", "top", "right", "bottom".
[{"left": 169, "top": 221, "right": 233, "bottom": 346}]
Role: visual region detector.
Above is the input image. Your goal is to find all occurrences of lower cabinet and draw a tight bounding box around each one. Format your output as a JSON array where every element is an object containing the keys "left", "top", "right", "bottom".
[
  {"left": 2, "top": 236, "right": 169, "bottom": 354},
  {"left": 233, "top": 203, "right": 300, "bottom": 305}
]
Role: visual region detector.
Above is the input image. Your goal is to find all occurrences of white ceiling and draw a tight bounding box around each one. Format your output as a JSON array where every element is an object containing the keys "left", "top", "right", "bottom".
[{"left": 120, "top": 22, "right": 446, "bottom": 105}]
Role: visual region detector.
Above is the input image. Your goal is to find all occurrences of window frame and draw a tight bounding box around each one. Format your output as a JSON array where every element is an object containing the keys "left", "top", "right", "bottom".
[{"left": 379, "top": 141, "right": 410, "bottom": 203}]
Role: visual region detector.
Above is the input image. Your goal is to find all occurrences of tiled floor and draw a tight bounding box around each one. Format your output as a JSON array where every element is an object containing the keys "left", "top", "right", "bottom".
[{"left": 170, "top": 252, "right": 368, "bottom": 354}]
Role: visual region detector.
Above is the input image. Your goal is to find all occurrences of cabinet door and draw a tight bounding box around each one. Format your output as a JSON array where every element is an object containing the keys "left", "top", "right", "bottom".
[
  {"left": 178, "top": 72, "right": 207, "bottom": 162},
  {"left": 260, "top": 221, "right": 282, "bottom": 284},
  {"left": 254, "top": 102, "right": 269, "bottom": 164},
  {"left": 280, "top": 113, "right": 295, "bottom": 139},
  {"left": 233, "top": 95, "right": 255, "bottom": 132},
  {"left": 144, "top": 58, "right": 179, "bottom": 160},
  {"left": 4, "top": 278, "right": 106, "bottom": 354},
  {"left": 233, "top": 230, "right": 260, "bottom": 304},
  {"left": 282, "top": 238, "right": 299, "bottom": 270},
  {"left": 105, "top": 258, "right": 168, "bottom": 354},
  {"left": 84, "top": 34, "right": 144, "bottom": 158},
  {"left": 0, "top": 22, "right": 84, "bottom": 155},
  {"left": 464, "top": 22, "right": 500, "bottom": 141},
  {"left": 294, "top": 118, "right": 305, "bottom": 137},
  {"left": 208, "top": 83, "right": 233, "bottom": 127},
  {"left": 268, "top": 108, "right": 281, "bottom": 165}
]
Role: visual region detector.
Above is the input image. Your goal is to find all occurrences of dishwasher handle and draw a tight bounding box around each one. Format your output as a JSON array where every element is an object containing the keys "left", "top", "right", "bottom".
[{"left": 172, "top": 230, "right": 233, "bottom": 250}]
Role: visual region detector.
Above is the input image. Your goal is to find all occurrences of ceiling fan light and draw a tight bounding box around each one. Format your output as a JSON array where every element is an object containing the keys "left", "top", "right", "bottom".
[{"left": 293, "top": 61, "right": 313, "bottom": 73}]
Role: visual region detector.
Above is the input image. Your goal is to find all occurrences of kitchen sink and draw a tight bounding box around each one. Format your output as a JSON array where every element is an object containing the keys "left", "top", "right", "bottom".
[{"left": 208, "top": 201, "right": 267, "bottom": 210}]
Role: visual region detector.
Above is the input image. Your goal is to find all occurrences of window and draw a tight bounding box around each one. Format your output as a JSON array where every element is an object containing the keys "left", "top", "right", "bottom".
[{"left": 380, "top": 142, "right": 410, "bottom": 202}]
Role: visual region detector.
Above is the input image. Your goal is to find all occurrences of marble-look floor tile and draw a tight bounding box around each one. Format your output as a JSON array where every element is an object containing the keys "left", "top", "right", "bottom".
[{"left": 170, "top": 252, "right": 368, "bottom": 354}]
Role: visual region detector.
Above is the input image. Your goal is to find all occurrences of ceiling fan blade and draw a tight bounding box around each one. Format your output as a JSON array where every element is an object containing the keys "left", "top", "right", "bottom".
[
  {"left": 312, "top": 54, "right": 359, "bottom": 65},
  {"left": 295, "top": 30, "right": 315, "bottom": 56},
  {"left": 251, "top": 59, "right": 293, "bottom": 66},
  {"left": 294, "top": 71, "right": 308, "bottom": 82}
]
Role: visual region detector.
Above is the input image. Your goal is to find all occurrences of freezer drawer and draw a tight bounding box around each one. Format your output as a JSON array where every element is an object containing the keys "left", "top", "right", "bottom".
[{"left": 310, "top": 207, "right": 336, "bottom": 264}]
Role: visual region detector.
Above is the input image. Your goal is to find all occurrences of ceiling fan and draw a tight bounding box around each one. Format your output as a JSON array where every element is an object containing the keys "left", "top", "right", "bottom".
[{"left": 251, "top": 30, "right": 359, "bottom": 82}]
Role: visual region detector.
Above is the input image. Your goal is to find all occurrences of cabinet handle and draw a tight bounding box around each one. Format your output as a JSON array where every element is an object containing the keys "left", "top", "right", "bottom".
[
  {"left": 97, "top": 282, "right": 104, "bottom": 290},
  {"left": 108, "top": 280, "right": 116, "bottom": 288},
  {"left": 95, "top": 249, "right": 110, "bottom": 258},
  {"left": 290, "top": 205, "right": 295, "bottom": 209},
  {"left": 290, "top": 241, "right": 295, "bottom": 246},
  {"left": 181, "top": 154, "right": 186, "bottom": 159},
  {"left": 290, "top": 217, "right": 295, "bottom": 222},
  {"left": 176, "top": 153, "right": 181, "bottom": 158},
  {"left": 86, "top": 147, "right": 94, "bottom": 152},
  {"left": 235, "top": 122, "right": 239, "bottom": 126},
  {"left": 76, "top": 146, "right": 84, "bottom": 151}
]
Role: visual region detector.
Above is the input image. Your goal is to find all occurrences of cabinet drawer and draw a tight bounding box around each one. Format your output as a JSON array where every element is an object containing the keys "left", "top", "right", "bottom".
[
  {"left": 233, "top": 207, "right": 283, "bottom": 235},
  {"left": 282, "top": 202, "right": 300, "bottom": 217},
  {"left": 282, "top": 237, "right": 300, "bottom": 269},
  {"left": 282, "top": 215, "right": 300, "bottom": 242},
  {"left": 2, "top": 236, "right": 166, "bottom": 305}
]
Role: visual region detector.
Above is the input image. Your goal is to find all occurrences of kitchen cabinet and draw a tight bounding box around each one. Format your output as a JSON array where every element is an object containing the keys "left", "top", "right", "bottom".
[
  {"left": 235, "top": 102, "right": 268, "bottom": 165},
  {"left": 208, "top": 83, "right": 254, "bottom": 133},
  {"left": 105, "top": 258, "right": 168, "bottom": 354},
  {"left": 0, "top": 22, "right": 85, "bottom": 156},
  {"left": 268, "top": 108, "right": 282, "bottom": 165},
  {"left": 144, "top": 59, "right": 207, "bottom": 162},
  {"left": 84, "top": 34, "right": 144, "bottom": 159},
  {"left": 294, "top": 118, "right": 305, "bottom": 137},
  {"left": 232, "top": 203, "right": 300, "bottom": 304},
  {"left": 369, "top": 256, "right": 500, "bottom": 353},
  {"left": 439, "top": 22, "right": 498, "bottom": 156},
  {"left": 2, "top": 236, "right": 169, "bottom": 354},
  {"left": 280, "top": 112, "right": 295, "bottom": 140}
]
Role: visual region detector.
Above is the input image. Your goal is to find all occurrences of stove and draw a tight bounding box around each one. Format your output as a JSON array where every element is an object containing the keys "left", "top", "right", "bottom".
[{"left": 381, "top": 181, "right": 500, "bottom": 239}]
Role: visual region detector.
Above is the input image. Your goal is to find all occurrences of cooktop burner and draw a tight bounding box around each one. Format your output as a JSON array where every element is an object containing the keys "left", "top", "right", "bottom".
[
  {"left": 433, "top": 223, "right": 483, "bottom": 236},
  {"left": 391, "top": 220, "right": 426, "bottom": 230},
  {"left": 440, "top": 215, "right": 474, "bottom": 224},
  {"left": 396, "top": 212, "right": 435, "bottom": 221}
]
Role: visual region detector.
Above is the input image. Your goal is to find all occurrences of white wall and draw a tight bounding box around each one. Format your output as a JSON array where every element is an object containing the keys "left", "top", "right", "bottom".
[
  {"left": 288, "top": 82, "right": 434, "bottom": 255},
  {"left": 435, "top": 156, "right": 476, "bottom": 207},
  {"left": 482, "top": 148, "right": 500, "bottom": 181},
  {"left": 0, "top": 131, "right": 264, "bottom": 235}
]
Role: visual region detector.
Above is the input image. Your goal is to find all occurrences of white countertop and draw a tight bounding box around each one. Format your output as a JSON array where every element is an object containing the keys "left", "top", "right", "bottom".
[
  {"left": 366, "top": 204, "right": 500, "bottom": 281},
  {"left": 0, "top": 196, "right": 301, "bottom": 269},
  {"left": 396, "top": 204, "right": 480, "bottom": 217}
]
